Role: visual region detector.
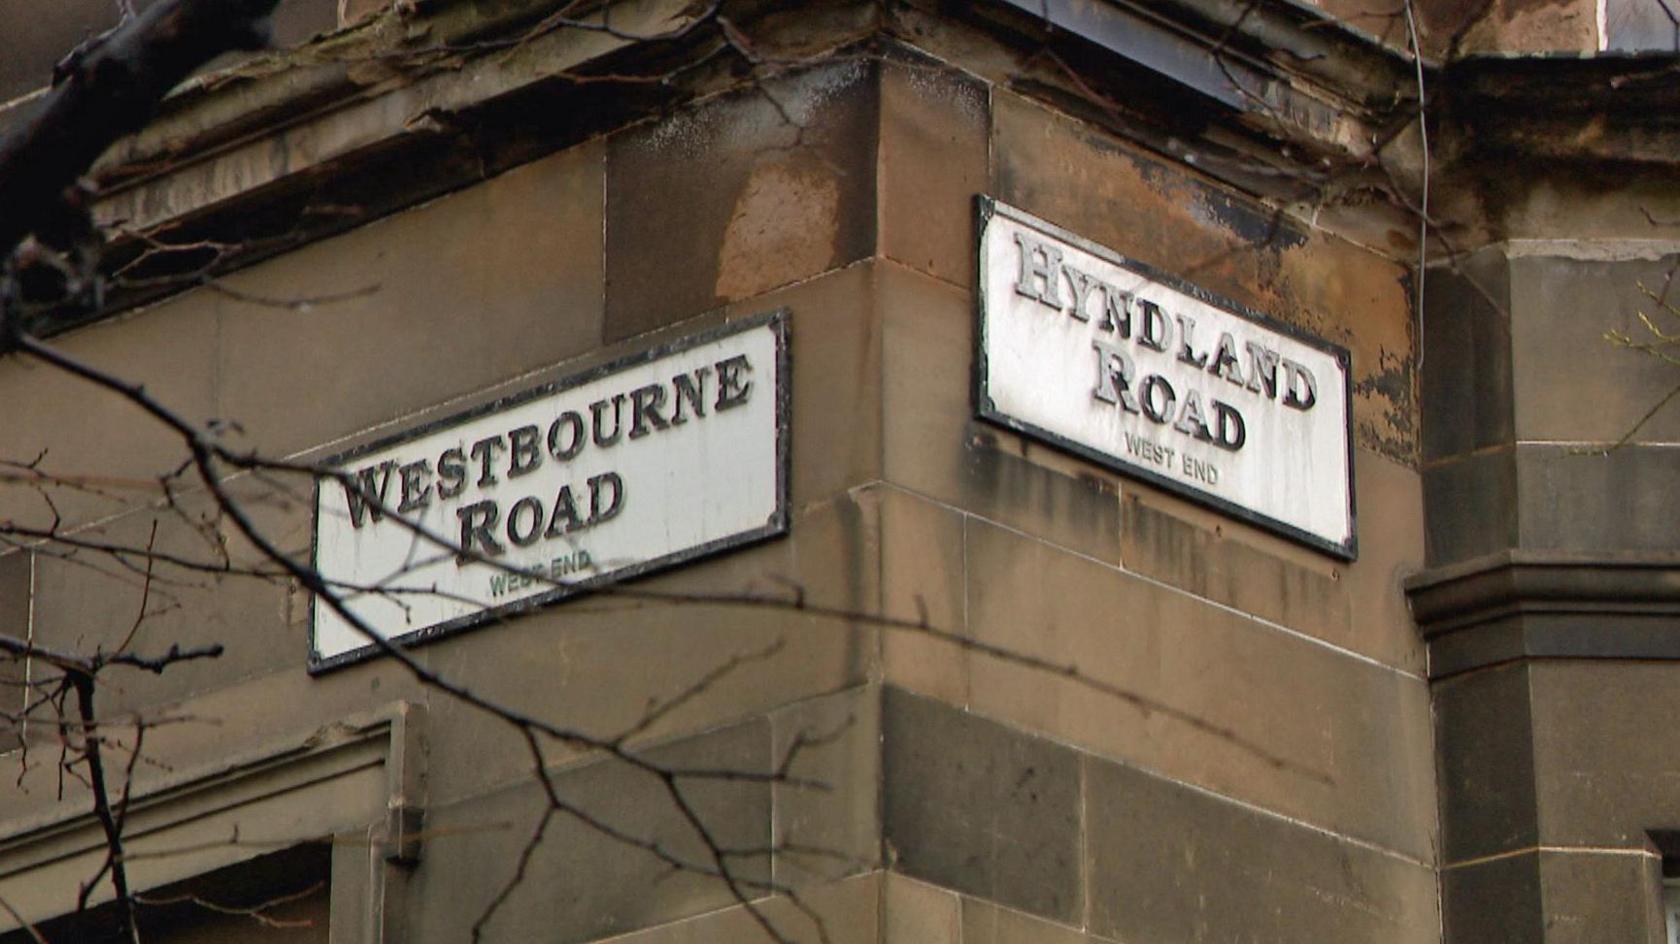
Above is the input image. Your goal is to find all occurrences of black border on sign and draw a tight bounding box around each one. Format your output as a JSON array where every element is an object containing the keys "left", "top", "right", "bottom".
[
  {"left": 973, "top": 196, "right": 1358, "bottom": 561},
  {"left": 307, "top": 310, "right": 792, "bottom": 673}
]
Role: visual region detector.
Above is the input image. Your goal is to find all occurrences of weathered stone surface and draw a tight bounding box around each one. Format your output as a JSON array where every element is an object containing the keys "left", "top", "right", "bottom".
[
  {"left": 423, "top": 492, "right": 878, "bottom": 806},
  {"left": 606, "top": 61, "right": 877, "bottom": 343},
  {"left": 1537, "top": 849, "right": 1664, "bottom": 944},
  {"left": 877, "top": 56, "right": 989, "bottom": 288},
  {"left": 218, "top": 140, "right": 606, "bottom": 458},
  {"left": 965, "top": 516, "right": 1437, "bottom": 861},
  {"left": 1086, "top": 753, "right": 1440, "bottom": 944},
  {"left": 1530, "top": 661, "right": 1680, "bottom": 849},
  {"left": 1423, "top": 446, "right": 1519, "bottom": 566},
  {"left": 878, "top": 261, "right": 1124, "bottom": 565},
  {"left": 882, "top": 872, "right": 960, "bottom": 944},
  {"left": 597, "top": 872, "right": 880, "bottom": 944},
  {"left": 882, "top": 688, "right": 1083, "bottom": 925},
  {"left": 1435, "top": 662, "right": 1538, "bottom": 863},
  {"left": 1421, "top": 249, "right": 1514, "bottom": 462},
  {"left": 961, "top": 896, "right": 1091, "bottom": 944},
  {"left": 410, "top": 720, "right": 772, "bottom": 944},
  {"left": 1415, "top": 0, "right": 1597, "bottom": 54},
  {"left": 878, "top": 487, "right": 970, "bottom": 707},
  {"left": 771, "top": 685, "right": 882, "bottom": 889},
  {"left": 1442, "top": 852, "right": 1544, "bottom": 944}
]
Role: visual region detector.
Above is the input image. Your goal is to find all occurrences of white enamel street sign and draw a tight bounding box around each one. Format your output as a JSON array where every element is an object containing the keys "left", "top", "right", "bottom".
[
  {"left": 976, "top": 198, "right": 1356, "bottom": 558},
  {"left": 310, "top": 313, "right": 788, "bottom": 669}
]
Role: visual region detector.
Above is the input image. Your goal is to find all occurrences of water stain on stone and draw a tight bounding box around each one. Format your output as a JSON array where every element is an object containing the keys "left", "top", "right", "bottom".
[{"left": 715, "top": 159, "right": 840, "bottom": 301}]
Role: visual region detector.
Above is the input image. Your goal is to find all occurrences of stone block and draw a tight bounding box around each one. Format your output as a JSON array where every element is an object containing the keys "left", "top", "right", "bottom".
[
  {"left": 605, "top": 61, "right": 878, "bottom": 343},
  {"left": 961, "top": 897, "right": 1089, "bottom": 944},
  {"left": 0, "top": 289, "right": 219, "bottom": 534},
  {"left": 0, "top": 551, "right": 31, "bottom": 751},
  {"left": 1423, "top": 446, "right": 1518, "bottom": 566},
  {"left": 1421, "top": 248, "right": 1514, "bottom": 461},
  {"left": 1434, "top": 661, "right": 1539, "bottom": 863},
  {"left": 217, "top": 139, "right": 606, "bottom": 458},
  {"left": 742, "top": 265, "right": 882, "bottom": 507},
  {"left": 1509, "top": 254, "right": 1680, "bottom": 445},
  {"left": 882, "top": 872, "right": 960, "bottom": 944},
  {"left": 1441, "top": 851, "right": 1544, "bottom": 944},
  {"left": 878, "top": 56, "right": 989, "bottom": 288},
  {"left": 964, "top": 516, "right": 1436, "bottom": 860},
  {"left": 771, "top": 685, "right": 882, "bottom": 889},
  {"left": 1530, "top": 661, "right": 1680, "bottom": 849},
  {"left": 0, "top": 655, "right": 425, "bottom": 829},
  {"left": 1514, "top": 442, "right": 1680, "bottom": 554},
  {"left": 878, "top": 488, "right": 969, "bottom": 706},
  {"left": 1086, "top": 753, "right": 1440, "bottom": 944},
  {"left": 882, "top": 688, "right": 1082, "bottom": 925},
  {"left": 1537, "top": 849, "right": 1664, "bottom": 944},
  {"left": 598, "top": 871, "right": 881, "bottom": 944},
  {"left": 601, "top": 264, "right": 883, "bottom": 510},
  {"left": 411, "top": 719, "right": 773, "bottom": 944},
  {"left": 1119, "top": 490, "right": 1351, "bottom": 655},
  {"left": 878, "top": 261, "right": 1124, "bottom": 565},
  {"left": 26, "top": 477, "right": 303, "bottom": 720},
  {"left": 1111, "top": 445, "right": 1426, "bottom": 679},
  {"left": 421, "top": 492, "right": 878, "bottom": 805},
  {"left": 1343, "top": 447, "right": 1429, "bottom": 674}
]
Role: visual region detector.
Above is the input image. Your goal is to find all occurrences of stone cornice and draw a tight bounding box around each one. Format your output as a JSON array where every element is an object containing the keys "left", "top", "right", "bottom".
[
  {"left": 1406, "top": 550, "right": 1680, "bottom": 678},
  {"left": 16, "top": 0, "right": 1672, "bottom": 335},
  {"left": 23, "top": 0, "right": 1420, "bottom": 335}
]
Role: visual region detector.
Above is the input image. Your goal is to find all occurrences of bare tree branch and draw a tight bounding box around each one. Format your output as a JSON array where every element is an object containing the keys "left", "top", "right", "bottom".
[{"left": 0, "top": 0, "right": 282, "bottom": 266}]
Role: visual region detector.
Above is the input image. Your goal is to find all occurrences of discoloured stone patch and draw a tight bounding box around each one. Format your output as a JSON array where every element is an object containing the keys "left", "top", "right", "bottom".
[{"left": 715, "top": 161, "right": 841, "bottom": 300}]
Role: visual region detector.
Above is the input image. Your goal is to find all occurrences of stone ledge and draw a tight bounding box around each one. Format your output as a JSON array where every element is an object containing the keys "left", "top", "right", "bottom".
[{"left": 1406, "top": 550, "right": 1680, "bottom": 678}]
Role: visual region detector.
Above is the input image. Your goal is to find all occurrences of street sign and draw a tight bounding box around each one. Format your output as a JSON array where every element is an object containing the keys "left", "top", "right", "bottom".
[
  {"left": 310, "top": 312, "right": 789, "bottom": 668},
  {"left": 976, "top": 198, "right": 1355, "bottom": 557}
]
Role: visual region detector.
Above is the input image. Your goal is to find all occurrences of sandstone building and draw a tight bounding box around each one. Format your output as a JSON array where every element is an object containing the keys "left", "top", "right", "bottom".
[{"left": 0, "top": 0, "right": 1677, "bottom": 941}]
